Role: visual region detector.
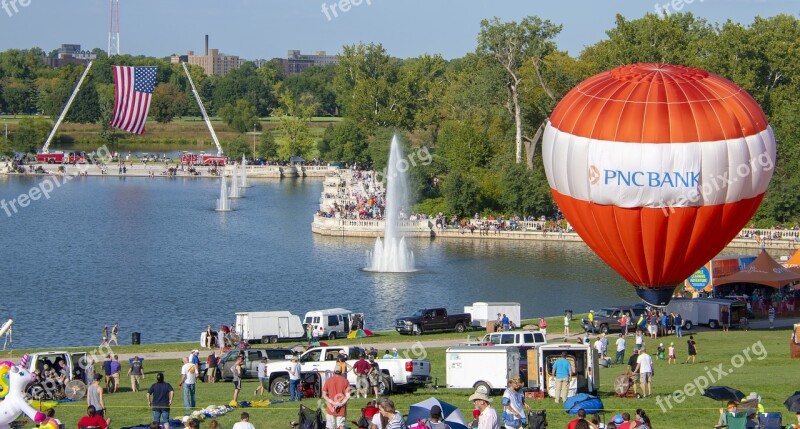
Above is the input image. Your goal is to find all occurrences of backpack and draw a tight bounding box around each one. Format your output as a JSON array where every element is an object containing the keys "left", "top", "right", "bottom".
[
  {"left": 297, "top": 405, "right": 325, "bottom": 429},
  {"left": 528, "top": 410, "right": 548, "bottom": 429}
]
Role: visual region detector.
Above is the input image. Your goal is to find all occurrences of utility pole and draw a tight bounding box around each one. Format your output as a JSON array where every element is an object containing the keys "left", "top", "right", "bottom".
[{"left": 253, "top": 123, "right": 257, "bottom": 160}]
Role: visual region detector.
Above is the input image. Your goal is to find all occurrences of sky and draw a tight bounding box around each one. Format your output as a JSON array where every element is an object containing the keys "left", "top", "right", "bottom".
[{"left": 0, "top": 0, "right": 797, "bottom": 60}]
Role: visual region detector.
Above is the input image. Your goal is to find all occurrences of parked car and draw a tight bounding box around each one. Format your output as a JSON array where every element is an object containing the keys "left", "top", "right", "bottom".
[
  {"left": 395, "top": 308, "right": 472, "bottom": 335},
  {"left": 478, "top": 330, "right": 548, "bottom": 347},
  {"left": 201, "top": 347, "right": 295, "bottom": 381},
  {"left": 581, "top": 305, "right": 647, "bottom": 334},
  {"left": 265, "top": 346, "right": 431, "bottom": 396}
]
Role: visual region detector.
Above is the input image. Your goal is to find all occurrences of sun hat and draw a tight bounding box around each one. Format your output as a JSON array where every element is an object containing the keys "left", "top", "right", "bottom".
[
  {"left": 469, "top": 392, "right": 492, "bottom": 403},
  {"left": 612, "top": 415, "right": 624, "bottom": 424},
  {"left": 746, "top": 392, "right": 761, "bottom": 402}
]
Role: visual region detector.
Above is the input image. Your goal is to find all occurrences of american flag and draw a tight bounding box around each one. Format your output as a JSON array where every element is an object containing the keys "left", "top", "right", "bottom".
[{"left": 110, "top": 66, "right": 157, "bottom": 134}]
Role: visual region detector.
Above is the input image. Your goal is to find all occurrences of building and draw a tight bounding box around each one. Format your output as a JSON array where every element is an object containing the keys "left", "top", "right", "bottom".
[
  {"left": 185, "top": 35, "right": 240, "bottom": 76},
  {"left": 283, "top": 50, "right": 338, "bottom": 74},
  {"left": 43, "top": 44, "right": 96, "bottom": 68}
]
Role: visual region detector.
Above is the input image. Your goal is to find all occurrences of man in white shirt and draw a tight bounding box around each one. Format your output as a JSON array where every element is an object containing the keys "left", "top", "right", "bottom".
[
  {"left": 469, "top": 391, "right": 499, "bottom": 429},
  {"left": 614, "top": 334, "right": 626, "bottom": 365},
  {"left": 634, "top": 346, "right": 654, "bottom": 398},
  {"left": 178, "top": 357, "right": 197, "bottom": 410},
  {"left": 231, "top": 412, "right": 255, "bottom": 429}
]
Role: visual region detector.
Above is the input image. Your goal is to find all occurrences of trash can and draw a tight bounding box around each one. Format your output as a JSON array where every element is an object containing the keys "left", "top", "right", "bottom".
[{"left": 131, "top": 332, "right": 141, "bottom": 345}]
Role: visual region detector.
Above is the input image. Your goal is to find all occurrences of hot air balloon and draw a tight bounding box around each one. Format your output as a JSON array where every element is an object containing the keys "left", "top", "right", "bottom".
[{"left": 542, "top": 64, "right": 776, "bottom": 305}]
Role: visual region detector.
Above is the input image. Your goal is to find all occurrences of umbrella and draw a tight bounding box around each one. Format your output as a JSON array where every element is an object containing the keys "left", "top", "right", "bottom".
[
  {"left": 406, "top": 397, "right": 469, "bottom": 429},
  {"left": 347, "top": 329, "right": 369, "bottom": 339},
  {"left": 563, "top": 393, "right": 604, "bottom": 415},
  {"left": 703, "top": 386, "right": 746, "bottom": 402},
  {"left": 784, "top": 393, "right": 800, "bottom": 412}
]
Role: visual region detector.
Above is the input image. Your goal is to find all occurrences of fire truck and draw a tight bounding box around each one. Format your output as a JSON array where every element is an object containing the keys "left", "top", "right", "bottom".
[
  {"left": 180, "top": 152, "right": 227, "bottom": 166},
  {"left": 36, "top": 151, "right": 87, "bottom": 164}
]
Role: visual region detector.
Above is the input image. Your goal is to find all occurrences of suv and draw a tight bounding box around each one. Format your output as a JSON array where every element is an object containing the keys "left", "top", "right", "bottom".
[
  {"left": 582, "top": 305, "right": 647, "bottom": 334},
  {"left": 202, "top": 347, "right": 295, "bottom": 381},
  {"left": 479, "top": 331, "right": 547, "bottom": 347}
]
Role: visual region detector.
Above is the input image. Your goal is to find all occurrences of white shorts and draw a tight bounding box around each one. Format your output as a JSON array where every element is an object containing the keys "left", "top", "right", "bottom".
[{"left": 326, "top": 414, "right": 346, "bottom": 429}]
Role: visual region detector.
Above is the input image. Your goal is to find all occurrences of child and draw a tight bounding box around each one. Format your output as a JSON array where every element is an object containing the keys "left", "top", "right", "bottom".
[
  {"left": 668, "top": 342, "right": 676, "bottom": 365},
  {"left": 657, "top": 343, "right": 666, "bottom": 360},
  {"left": 635, "top": 331, "right": 644, "bottom": 350}
]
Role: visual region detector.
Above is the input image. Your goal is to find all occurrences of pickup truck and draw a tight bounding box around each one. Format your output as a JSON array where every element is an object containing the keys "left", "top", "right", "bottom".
[
  {"left": 264, "top": 346, "right": 431, "bottom": 396},
  {"left": 395, "top": 308, "right": 472, "bottom": 335},
  {"left": 582, "top": 305, "right": 647, "bottom": 334},
  {"left": 200, "top": 347, "right": 295, "bottom": 381}
]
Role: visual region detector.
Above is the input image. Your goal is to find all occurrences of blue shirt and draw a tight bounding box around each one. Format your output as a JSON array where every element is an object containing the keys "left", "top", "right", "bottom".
[
  {"left": 553, "top": 358, "right": 572, "bottom": 379},
  {"left": 502, "top": 316, "right": 509, "bottom": 325}
]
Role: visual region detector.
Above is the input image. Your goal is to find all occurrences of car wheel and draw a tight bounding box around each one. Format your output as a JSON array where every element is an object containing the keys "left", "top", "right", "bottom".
[
  {"left": 454, "top": 323, "right": 465, "bottom": 333},
  {"left": 329, "top": 332, "right": 337, "bottom": 340},
  {"left": 474, "top": 381, "right": 491, "bottom": 395},
  {"left": 270, "top": 376, "right": 289, "bottom": 396},
  {"left": 413, "top": 324, "right": 423, "bottom": 335},
  {"left": 377, "top": 375, "right": 393, "bottom": 395},
  {"left": 600, "top": 324, "right": 609, "bottom": 334},
  {"left": 709, "top": 320, "right": 719, "bottom": 329},
  {"left": 270, "top": 336, "right": 278, "bottom": 344},
  {"left": 684, "top": 321, "right": 693, "bottom": 330}
]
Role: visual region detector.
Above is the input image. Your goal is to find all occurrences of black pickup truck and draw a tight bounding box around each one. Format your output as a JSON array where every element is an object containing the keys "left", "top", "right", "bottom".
[{"left": 395, "top": 308, "right": 472, "bottom": 335}]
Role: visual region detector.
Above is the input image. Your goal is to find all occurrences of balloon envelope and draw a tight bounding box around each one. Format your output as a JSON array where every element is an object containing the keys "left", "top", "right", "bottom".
[{"left": 543, "top": 64, "right": 776, "bottom": 305}]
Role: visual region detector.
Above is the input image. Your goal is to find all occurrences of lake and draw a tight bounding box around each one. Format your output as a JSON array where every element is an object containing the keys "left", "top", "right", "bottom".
[{"left": 0, "top": 175, "right": 645, "bottom": 348}]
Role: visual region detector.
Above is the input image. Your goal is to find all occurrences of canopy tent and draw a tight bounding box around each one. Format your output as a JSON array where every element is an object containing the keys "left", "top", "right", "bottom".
[
  {"left": 784, "top": 249, "right": 800, "bottom": 271},
  {"left": 715, "top": 249, "right": 800, "bottom": 288}
]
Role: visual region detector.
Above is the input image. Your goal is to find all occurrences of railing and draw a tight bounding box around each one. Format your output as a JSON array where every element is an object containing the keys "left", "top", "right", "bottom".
[
  {"left": 315, "top": 217, "right": 431, "bottom": 230},
  {"left": 739, "top": 228, "right": 800, "bottom": 239}
]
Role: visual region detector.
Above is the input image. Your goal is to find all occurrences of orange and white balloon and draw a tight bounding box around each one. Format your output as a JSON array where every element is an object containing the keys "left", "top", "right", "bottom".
[{"left": 542, "top": 64, "right": 776, "bottom": 305}]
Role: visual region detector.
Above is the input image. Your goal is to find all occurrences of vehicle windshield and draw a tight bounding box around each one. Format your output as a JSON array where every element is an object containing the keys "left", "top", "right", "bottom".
[
  {"left": 596, "top": 309, "right": 615, "bottom": 317},
  {"left": 411, "top": 309, "right": 426, "bottom": 317}
]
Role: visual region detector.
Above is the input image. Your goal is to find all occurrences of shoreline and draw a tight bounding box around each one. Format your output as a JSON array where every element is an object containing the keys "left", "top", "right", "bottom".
[{"left": 1, "top": 163, "right": 340, "bottom": 179}]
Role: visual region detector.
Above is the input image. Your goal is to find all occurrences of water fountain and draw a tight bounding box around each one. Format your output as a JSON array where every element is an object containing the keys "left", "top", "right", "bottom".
[
  {"left": 215, "top": 176, "right": 231, "bottom": 212},
  {"left": 229, "top": 168, "right": 242, "bottom": 198},
  {"left": 239, "top": 155, "right": 250, "bottom": 188},
  {"left": 366, "top": 135, "right": 416, "bottom": 272}
]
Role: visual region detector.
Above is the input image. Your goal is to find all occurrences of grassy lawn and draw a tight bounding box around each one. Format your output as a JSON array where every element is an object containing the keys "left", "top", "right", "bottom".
[{"left": 23, "top": 326, "right": 800, "bottom": 429}]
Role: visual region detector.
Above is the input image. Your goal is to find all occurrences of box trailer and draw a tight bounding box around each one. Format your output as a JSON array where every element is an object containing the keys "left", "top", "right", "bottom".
[
  {"left": 533, "top": 343, "right": 599, "bottom": 397},
  {"left": 235, "top": 311, "right": 305, "bottom": 344},
  {"left": 446, "top": 346, "right": 519, "bottom": 394},
  {"left": 665, "top": 298, "right": 746, "bottom": 330},
  {"left": 464, "top": 302, "right": 521, "bottom": 328}
]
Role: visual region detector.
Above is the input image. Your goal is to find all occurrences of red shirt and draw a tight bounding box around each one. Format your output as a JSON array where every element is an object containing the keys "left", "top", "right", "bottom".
[
  {"left": 322, "top": 375, "right": 350, "bottom": 417},
  {"left": 364, "top": 406, "right": 380, "bottom": 419},
  {"left": 78, "top": 415, "right": 108, "bottom": 429},
  {"left": 567, "top": 418, "right": 585, "bottom": 429},
  {"left": 617, "top": 423, "right": 632, "bottom": 429},
  {"left": 353, "top": 359, "right": 371, "bottom": 375}
]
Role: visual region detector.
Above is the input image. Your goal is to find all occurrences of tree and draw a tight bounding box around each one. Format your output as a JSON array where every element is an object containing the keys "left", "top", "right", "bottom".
[
  {"left": 398, "top": 54, "right": 448, "bottom": 135},
  {"left": 277, "top": 116, "right": 314, "bottom": 159},
  {"left": 151, "top": 83, "right": 187, "bottom": 123},
  {"left": 1, "top": 77, "right": 35, "bottom": 116},
  {"left": 443, "top": 170, "right": 482, "bottom": 217},
  {"left": 257, "top": 130, "right": 278, "bottom": 160},
  {"left": 212, "top": 62, "right": 275, "bottom": 117},
  {"left": 12, "top": 117, "right": 52, "bottom": 153},
  {"left": 66, "top": 77, "right": 100, "bottom": 123},
  {"left": 318, "top": 119, "right": 368, "bottom": 162},
  {"left": 499, "top": 161, "right": 554, "bottom": 217},
  {"left": 436, "top": 121, "right": 491, "bottom": 171},
  {"left": 478, "top": 16, "right": 562, "bottom": 165},
  {"left": 223, "top": 136, "right": 251, "bottom": 160},
  {"left": 282, "top": 65, "right": 338, "bottom": 116},
  {"left": 218, "top": 100, "right": 261, "bottom": 134}
]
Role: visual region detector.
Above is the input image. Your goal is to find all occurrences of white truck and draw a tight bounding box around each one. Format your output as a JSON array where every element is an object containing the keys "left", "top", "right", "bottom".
[
  {"left": 264, "top": 346, "right": 431, "bottom": 396},
  {"left": 464, "top": 302, "right": 521, "bottom": 329},
  {"left": 665, "top": 297, "right": 747, "bottom": 330},
  {"left": 235, "top": 311, "right": 306, "bottom": 344},
  {"left": 531, "top": 343, "right": 600, "bottom": 397},
  {"left": 445, "top": 346, "right": 520, "bottom": 394}
]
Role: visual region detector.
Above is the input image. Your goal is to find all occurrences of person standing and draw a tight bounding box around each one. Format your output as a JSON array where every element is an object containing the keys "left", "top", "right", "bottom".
[
  {"left": 552, "top": 352, "right": 574, "bottom": 404},
  {"left": 539, "top": 318, "right": 547, "bottom": 337},
  {"left": 255, "top": 357, "right": 268, "bottom": 396},
  {"left": 619, "top": 312, "right": 628, "bottom": 337},
  {"left": 232, "top": 412, "right": 256, "bottom": 429},
  {"left": 634, "top": 346, "right": 654, "bottom": 398},
  {"left": 206, "top": 350, "right": 218, "bottom": 383},
  {"left": 367, "top": 355, "right": 381, "bottom": 400},
  {"left": 635, "top": 331, "right": 644, "bottom": 351},
  {"left": 87, "top": 374, "right": 107, "bottom": 417},
  {"left": 190, "top": 350, "right": 201, "bottom": 375},
  {"left": 675, "top": 313, "right": 683, "bottom": 338},
  {"left": 287, "top": 356, "right": 302, "bottom": 402},
  {"left": 502, "top": 376, "right": 529, "bottom": 429},
  {"left": 686, "top": 335, "right": 698, "bottom": 364},
  {"left": 495, "top": 313, "right": 503, "bottom": 332},
  {"left": 626, "top": 349, "right": 640, "bottom": 398},
  {"left": 469, "top": 391, "right": 500, "bottom": 429},
  {"left": 147, "top": 372, "right": 174, "bottom": 429},
  {"left": 668, "top": 342, "right": 676, "bottom": 365},
  {"left": 352, "top": 353, "right": 371, "bottom": 399},
  {"left": 721, "top": 307, "right": 730, "bottom": 332},
  {"left": 109, "top": 355, "right": 121, "bottom": 393},
  {"left": 501, "top": 314, "right": 510, "bottom": 331},
  {"left": 614, "top": 334, "right": 626, "bottom": 365},
  {"left": 321, "top": 367, "right": 351, "bottom": 429},
  {"left": 178, "top": 357, "right": 197, "bottom": 410},
  {"left": 306, "top": 324, "right": 313, "bottom": 345},
  {"left": 564, "top": 313, "right": 571, "bottom": 337},
  {"left": 127, "top": 356, "right": 144, "bottom": 393},
  {"left": 102, "top": 354, "right": 113, "bottom": 391},
  {"left": 769, "top": 305, "right": 776, "bottom": 329},
  {"left": 110, "top": 323, "right": 119, "bottom": 346},
  {"left": 587, "top": 310, "right": 596, "bottom": 335},
  {"left": 232, "top": 356, "right": 243, "bottom": 403},
  {"left": 102, "top": 325, "right": 109, "bottom": 346}
]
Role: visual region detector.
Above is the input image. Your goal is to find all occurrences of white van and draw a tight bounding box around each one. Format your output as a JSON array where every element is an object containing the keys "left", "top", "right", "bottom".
[
  {"left": 303, "top": 308, "right": 365, "bottom": 340},
  {"left": 446, "top": 346, "right": 520, "bottom": 394},
  {"left": 533, "top": 343, "right": 599, "bottom": 397}
]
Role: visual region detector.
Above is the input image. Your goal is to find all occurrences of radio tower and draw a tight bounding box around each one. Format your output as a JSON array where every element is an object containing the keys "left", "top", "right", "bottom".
[{"left": 108, "top": 0, "right": 120, "bottom": 56}]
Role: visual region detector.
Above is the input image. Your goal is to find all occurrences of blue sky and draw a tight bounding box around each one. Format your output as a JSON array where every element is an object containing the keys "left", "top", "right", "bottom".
[{"left": 0, "top": 0, "right": 797, "bottom": 60}]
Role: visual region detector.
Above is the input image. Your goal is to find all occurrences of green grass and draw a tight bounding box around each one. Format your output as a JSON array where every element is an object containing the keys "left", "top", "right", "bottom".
[{"left": 25, "top": 327, "right": 800, "bottom": 429}]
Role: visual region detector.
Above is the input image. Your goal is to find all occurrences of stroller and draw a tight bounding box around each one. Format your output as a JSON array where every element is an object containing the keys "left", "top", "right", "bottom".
[{"left": 299, "top": 371, "right": 322, "bottom": 398}]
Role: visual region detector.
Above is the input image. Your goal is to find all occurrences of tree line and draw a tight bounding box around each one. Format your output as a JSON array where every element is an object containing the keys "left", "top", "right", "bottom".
[{"left": 0, "top": 12, "right": 798, "bottom": 225}]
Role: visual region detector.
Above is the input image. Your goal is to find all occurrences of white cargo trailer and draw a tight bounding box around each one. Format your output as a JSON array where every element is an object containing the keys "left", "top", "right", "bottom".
[
  {"left": 446, "top": 346, "right": 519, "bottom": 394},
  {"left": 464, "top": 302, "right": 521, "bottom": 328},
  {"left": 235, "top": 311, "right": 305, "bottom": 344},
  {"left": 665, "top": 298, "right": 746, "bottom": 330}
]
